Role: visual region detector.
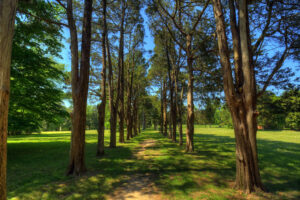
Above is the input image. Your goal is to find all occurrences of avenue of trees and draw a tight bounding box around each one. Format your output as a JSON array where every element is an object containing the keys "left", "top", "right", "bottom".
[{"left": 0, "top": 0, "right": 299, "bottom": 199}]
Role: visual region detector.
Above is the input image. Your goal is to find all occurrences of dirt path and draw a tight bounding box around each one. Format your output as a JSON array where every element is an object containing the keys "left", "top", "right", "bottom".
[{"left": 106, "top": 139, "right": 162, "bottom": 200}]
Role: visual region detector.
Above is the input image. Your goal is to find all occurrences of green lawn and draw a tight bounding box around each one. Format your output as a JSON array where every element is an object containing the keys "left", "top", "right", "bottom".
[{"left": 7, "top": 127, "right": 300, "bottom": 200}]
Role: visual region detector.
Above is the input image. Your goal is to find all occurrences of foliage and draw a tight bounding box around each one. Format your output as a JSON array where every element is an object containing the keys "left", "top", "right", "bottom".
[
  {"left": 8, "top": 0, "right": 68, "bottom": 134},
  {"left": 257, "top": 89, "right": 300, "bottom": 130}
]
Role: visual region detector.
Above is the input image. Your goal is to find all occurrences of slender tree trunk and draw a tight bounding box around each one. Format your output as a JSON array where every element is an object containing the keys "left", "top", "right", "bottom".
[
  {"left": 0, "top": 1, "right": 17, "bottom": 198},
  {"left": 168, "top": 108, "right": 172, "bottom": 139},
  {"left": 126, "top": 68, "right": 133, "bottom": 140},
  {"left": 118, "top": 0, "right": 125, "bottom": 143},
  {"left": 186, "top": 35, "right": 194, "bottom": 152},
  {"left": 212, "top": 0, "right": 263, "bottom": 192},
  {"left": 66, "top": 0, "right": 93, "bottom": 175},
  {"left": 160, "top": 80, "right": 164, "bottom": 135},
  {"left": 166, "top": 41, "right": 177, "bottom": 141},
  {"left": 178, "top": 83, "right": 184, "bottom": 146},
  {"left": 138, "top": 117, "right": 141, "bottom": 133},
  {"left": 133, "top": 98, "right": 138, "bottom": 136},
  {"left": 107, "top": 35, "right": 117, "bottom": 148},
  {"left": 97, "top": 104, "right": 105, "bottom": 156},
  {"left": 172, "top": 68, "right": 177, "bottom": 142},
  {"left": 143, "top": 111, "right": 146, "bottom": 130},
  {"left": 163, "top": 79, "right": 167, "bottom": 136},
  {"left": 97, "top": 0, "right": 107, "bottom": 156}
]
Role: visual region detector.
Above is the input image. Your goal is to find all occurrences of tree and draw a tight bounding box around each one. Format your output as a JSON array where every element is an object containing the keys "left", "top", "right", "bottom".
[
  {"left": 156, "top": 0, "right": 210, "bottom": 152},
  {"left": 0, "top": 0, "right": 17, "bottom": 198},
  {"left": 9, "top": 2, "right": 67, "bottom": 135},
  {"left": 212, "top": 0, "right": 299, "bottom": 192},
  {"left": 96, "top": 0, "right": 108, "bottom": 156},
  {"left": 58, "top": 0, "right": 93, "bottom": 175}
]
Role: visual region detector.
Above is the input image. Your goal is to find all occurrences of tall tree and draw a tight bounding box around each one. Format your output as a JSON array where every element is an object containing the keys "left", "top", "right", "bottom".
[
  {"left": 117, "top": 0, "right": 126, "bottom": 143},
  {"left": 9, "top": 1, "right": 67, "bottom": 135},
  {"left": 156, "top": 0, "right": 210, "bottom": 152},
  {"left": 212, "top": 0, "right": 299, "bottom": 192},
  {"left": 96, "top": 0, "right": 107, "bottom": 156},
  {"left": 0, "top": 0, "right": 17, "bottom": 198},
  {"left": 62, "top": 0, "right": 93, "bottom": 175}
]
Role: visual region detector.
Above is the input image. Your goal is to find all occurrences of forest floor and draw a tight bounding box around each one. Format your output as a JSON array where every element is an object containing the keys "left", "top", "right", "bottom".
[{"left": 7, "top": 127, "right": 300, "bottom": 200}]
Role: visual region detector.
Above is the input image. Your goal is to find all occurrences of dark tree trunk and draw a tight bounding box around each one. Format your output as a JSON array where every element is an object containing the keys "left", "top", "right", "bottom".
[
  {"left": 168, "top": 109, "right": 172, "bottom": 139},
  {"left": 126, "top": 69, "right": 133, "bottom": 140},
  {"left": 160, "top": 80, "right": 164, "bottom": 135},
  {"left": 107, "top": 33, "right": 117, "bottom": 148},
  {"left": 0, "top": 1, "right": 17, "bottom": 198},
  {"left": 138, "top": 117, "right": 141, "bottom": 133},
  {"left": 118, "top": 0, "right": 125, "bottom": 143},
  {"left": 163, "top": 79, "right": 167, "bottom": 136},
  {"left": 186, "top": 35, "right": 194, "bottom": 152},
  {"left": 178, "top": 83, "right": 184, "bottom": 146},
  {"left": 142, "top": 111, "right": 146, "bottom": 130},
  {"left": 166, "top": 40, "right": 177, "bottom": 142},
  {"left": 97, "top": 104, "right": 105, "bottom": 156},
  {"left": 133, "top": 98, "right": 138, "bottom": 136},
  {"left": 212, "top": 0, "right": 264, "bottom": 192},
  {"left": 97, "top": 0, "right": 107, "bottom": 156},
  {"left": 66, "top": 0, "right": 93, "bottom": 175}
]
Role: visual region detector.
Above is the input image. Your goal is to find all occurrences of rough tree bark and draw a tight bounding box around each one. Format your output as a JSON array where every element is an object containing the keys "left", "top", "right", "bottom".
[
  {"left": 186, "top": 34, "right": 194, "bottom": 152},
  {"left": 66, "top": 0, "right": 93, "bottom": 176},
  {"left": 212, "top": 0, "right": 264, "bottom": 192},
  {"left": 97, "top": 0, "right": 107, "bottom": 156},
  {"left": 0, "top": 1, "right": 17, "bottom": 199}
]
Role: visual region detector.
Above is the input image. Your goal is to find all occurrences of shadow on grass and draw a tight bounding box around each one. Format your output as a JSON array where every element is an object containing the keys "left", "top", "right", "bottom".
[
  {"left": 141, "top": 130, "right": 300, "bottom": 199},
  {"left": 7, "top": 129, "right": 300, "bottom": 200}
]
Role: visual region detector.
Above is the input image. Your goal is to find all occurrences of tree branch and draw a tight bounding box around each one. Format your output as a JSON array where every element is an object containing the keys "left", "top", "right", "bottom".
[
  {"left": 257, "top": 48, "right": 289, "bottom": 97},
  {"left": 158, "top": 0, "right": 187, "bottom": 36},
  {"left": 191, "top": 0, "right": 209, "bottom": 33},
  {"left": 253, "top": 1, "right": 273, "bottom": 53},
  {"left": 18, "top": 9, "right": 69, "bottom": 27},
  {"left": 55, "top": 0, "right": 67, "bottom": 10}
]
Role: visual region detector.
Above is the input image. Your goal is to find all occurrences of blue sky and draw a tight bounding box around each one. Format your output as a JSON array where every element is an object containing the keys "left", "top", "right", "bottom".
[{"left": 56, "top": 5, "right": 299, "bottom": 105}]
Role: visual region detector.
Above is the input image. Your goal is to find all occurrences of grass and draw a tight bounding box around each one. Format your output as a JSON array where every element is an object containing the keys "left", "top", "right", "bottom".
[{"left": 7, "top": 126, "right": 300, "bottom": 200}]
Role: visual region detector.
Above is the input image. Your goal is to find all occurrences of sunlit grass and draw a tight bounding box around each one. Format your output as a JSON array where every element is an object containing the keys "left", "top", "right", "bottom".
[{"left": 7, "top": 126, "right": 300, "bottom": 199}]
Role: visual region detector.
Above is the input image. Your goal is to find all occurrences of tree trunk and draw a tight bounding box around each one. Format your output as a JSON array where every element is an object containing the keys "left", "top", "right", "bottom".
[
  {"left": 133, "top": 98, "right": 138, "bottom": 136},
  {"left": 166, "top": 40, "right": 177, "bottom": 142},
  {"left": 186, "top": 35, "right": 194, "bottom": 152},
  {"left": 126, "top": 69, "right": 133, "bottom": 140},
  {"left": 0, "top": 1, "right": 17, "bottom": 198},
  {"left": 212, "top": 0, "right": 264, "bottom": 192},
  {"left": 107, "top": 33, "right": 117, "bottom": 148},
  {"left": 172, "top": 67, "right": 177, "bottom": 142},
  {"left": 118, "top": 0, "right": 125, "bottom": 143},
  {"left": 97, "top": 0, "right": 107, "bottom": 156},
  {"left": 163, "top": 79, "right": 167, "bottom": 136},
  {"left": 66, "top": 0, "right": 93, "bottom": 175},
  {"left": 97, "top": 104, "right": 105, "bottom": 156},
  {"left": 178, "top": 83, "right": 184, "bottom": 146},
  {"left": 142, "top": 111, "right": 146, "bottom": 130},
  {"left": 168, "top": 109, "right": 172, "bottom": 139},
  {"left": 160, "top": 80, "right": 164, "bottom": 135}
]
